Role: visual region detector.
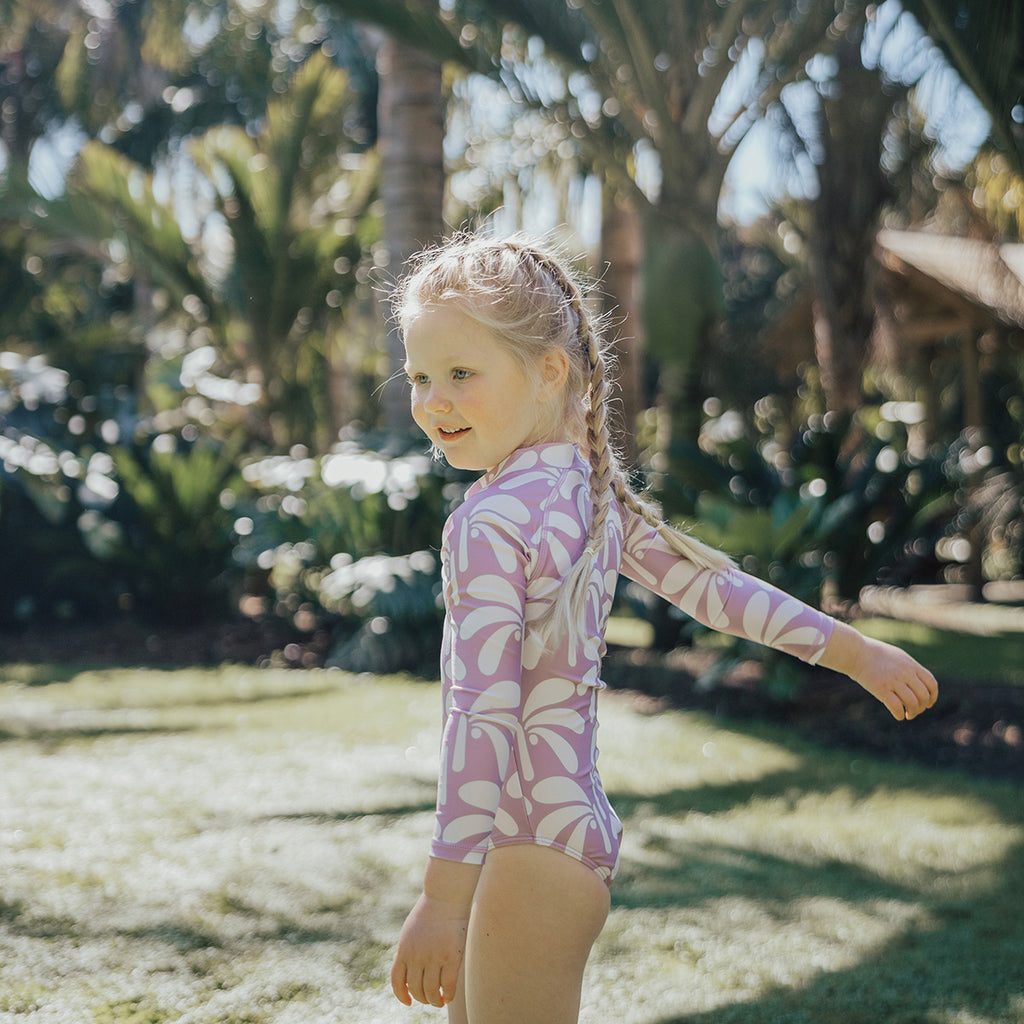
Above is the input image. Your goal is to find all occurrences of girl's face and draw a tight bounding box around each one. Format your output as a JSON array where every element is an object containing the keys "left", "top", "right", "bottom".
[{"left": 403, "top": 302, "right": 565, "bottom": 471}]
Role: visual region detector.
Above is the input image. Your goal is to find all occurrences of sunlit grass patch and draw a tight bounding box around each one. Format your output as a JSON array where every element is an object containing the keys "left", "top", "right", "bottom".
[
  {"left": 591, "top": 691, "right": 1024, "bottom": 1024},
  {"left": 0, "top": 667, "right": 1021, "bottom": 1023}
]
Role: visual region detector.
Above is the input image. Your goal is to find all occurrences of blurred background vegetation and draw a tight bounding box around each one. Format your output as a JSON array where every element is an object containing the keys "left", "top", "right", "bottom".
[{"left": 1, "top": 0, "right": 1022, "bottom": 681}]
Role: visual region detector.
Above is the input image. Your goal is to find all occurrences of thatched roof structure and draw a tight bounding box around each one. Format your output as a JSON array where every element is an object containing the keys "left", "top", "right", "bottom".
[
  {"left": 763, "top": 228, "right": 1024, "bottom": 378},
  {"left": 875, "top": 228, "right": 1024, "bottom": 340}
]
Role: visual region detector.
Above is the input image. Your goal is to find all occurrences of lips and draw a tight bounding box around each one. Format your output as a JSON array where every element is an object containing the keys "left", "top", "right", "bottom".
[{"left": 438, "top": 427, "right": 471, "bottom": 440}]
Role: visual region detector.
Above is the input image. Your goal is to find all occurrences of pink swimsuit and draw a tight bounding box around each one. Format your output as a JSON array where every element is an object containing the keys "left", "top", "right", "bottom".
[{"left": 430, "top": 443, "right": 834, "bottom": 884}]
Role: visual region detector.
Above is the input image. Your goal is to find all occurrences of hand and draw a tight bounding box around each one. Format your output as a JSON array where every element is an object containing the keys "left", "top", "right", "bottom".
[
  {"left": 851, "top": 634, "right": 938, "bottom": 720},
  {"left": 390, "top": 892, "right": 467, "bottom": 1008},
  {"left": 821, "top": 622, "right": 938, "bottom": 721}
]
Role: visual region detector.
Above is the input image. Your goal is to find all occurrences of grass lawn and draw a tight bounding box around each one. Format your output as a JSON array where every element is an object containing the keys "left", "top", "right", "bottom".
[{"left": 0, "top": 663, "right": 1021, "bottom": 1024}]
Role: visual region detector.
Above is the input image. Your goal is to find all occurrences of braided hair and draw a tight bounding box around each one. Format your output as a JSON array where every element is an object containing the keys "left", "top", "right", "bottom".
[{"left": 394, "top": 231, "right": 734, "bottom": 644}]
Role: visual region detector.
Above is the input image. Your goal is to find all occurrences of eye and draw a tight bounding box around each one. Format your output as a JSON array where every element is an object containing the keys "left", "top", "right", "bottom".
[
  {"left": 407, "top": 372, "right": 429, "bottom": 386},
  {"left": 452, "top": 368, "right": 471, "bottom": 381}
]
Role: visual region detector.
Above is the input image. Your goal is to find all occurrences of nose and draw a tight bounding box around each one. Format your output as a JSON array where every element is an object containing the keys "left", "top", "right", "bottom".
[{"left": 422, "top": 383, "right": 452, "bottom": 414}]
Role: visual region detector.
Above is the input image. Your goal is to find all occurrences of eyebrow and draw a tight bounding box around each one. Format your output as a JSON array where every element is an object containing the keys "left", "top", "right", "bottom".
[{"left": 404, "top": 353, "right": 477, "bottom": 374}]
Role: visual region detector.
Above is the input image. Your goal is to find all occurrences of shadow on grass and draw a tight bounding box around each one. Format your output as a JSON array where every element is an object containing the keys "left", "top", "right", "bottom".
[
  {"left": 0, "top": 663, "right": 89, "bottom": 687},
  {"left": 606, "top": 723, "right": 1024, "bottom": 1024},
  {"left": 264, "top": 801, "right": 438, "bottom": 826},
  {"left": 0, "top": 722, "right": 201, "bottom": 745},
  {"left": 0, "top": 674, "right": 348, "bottom": 746},
  {"left": 648, "top": 842, "right": 1024, "bottom": 1023},
  {"left": 6, "top": 898, "right": 371, "bottom": 957}
]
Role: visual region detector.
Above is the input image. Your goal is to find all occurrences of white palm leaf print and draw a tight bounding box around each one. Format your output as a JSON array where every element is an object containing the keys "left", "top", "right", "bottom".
[
  {"left": 542, "top": 509, "right": 584, "bottom": 575},
  {"left": 458, "top": 574, "right": 523, "bottom": 675},
  {"left": 521, "top": 678, "right": 587, "bottom": 773},
  {"left": 493, "top": 771, "right": 529, "bottom": 836},
  {"left": 620, "top": 537, "right": 664, "bottom": 589},
  {"left": 496, "top": 469, "right": 557, "bottom": 493},
  {"left": 456, "top": 497, "right": 530, "bottom": 569},
  {"left": 440, "top": 779, "right": 501, "bottom": 846},
  {"left": 537, "top": 446, "right": 576, "bottom": 469},
  {"left": 660, "top": 562, "right": 733, "bottom": 630},
  {"left": 463, "top": 678, "right": 520, "bottom": 777},
  {"left": 531, "top": 776, "right": 613, "bottom": 855},
  {"left": 741, "top": 591, "right": 826, "bottom": 651}
]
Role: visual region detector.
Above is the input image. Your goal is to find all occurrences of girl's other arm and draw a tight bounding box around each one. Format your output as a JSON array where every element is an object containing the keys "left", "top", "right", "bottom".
[
  {"left": 817, "top": 619, "right": 938, "bottom": 720},
  {"left": 391, "top": 858, "right": 481, "bottom": 1007}
]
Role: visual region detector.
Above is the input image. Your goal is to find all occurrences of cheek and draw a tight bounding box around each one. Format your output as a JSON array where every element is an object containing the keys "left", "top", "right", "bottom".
[{"left": 409, "top": 391, "right": 427, "bottom": 428}]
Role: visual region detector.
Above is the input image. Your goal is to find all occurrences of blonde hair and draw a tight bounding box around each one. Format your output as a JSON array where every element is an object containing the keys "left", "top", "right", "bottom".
[{"left": 394, "top": 231, "right": 733, "bottom": 643}]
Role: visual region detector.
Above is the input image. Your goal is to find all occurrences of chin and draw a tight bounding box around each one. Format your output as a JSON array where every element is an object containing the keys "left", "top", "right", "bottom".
[{"left": 444, "top": 454, "right": 487, "bottom": 471}]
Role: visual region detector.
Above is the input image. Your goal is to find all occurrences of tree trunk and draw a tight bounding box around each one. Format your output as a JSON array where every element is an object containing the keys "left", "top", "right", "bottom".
[
  {"left": 376, "top": 34, "right": 445, "bottom": 431},
  {"left": 809, "top": 30, "right": 896, "bottom": 416},
  {"left": 599, "top": 187, "right": 643, "bottom": 463},
  {"left": 638, "top": 208, "right": 722, "bottom": 519}
]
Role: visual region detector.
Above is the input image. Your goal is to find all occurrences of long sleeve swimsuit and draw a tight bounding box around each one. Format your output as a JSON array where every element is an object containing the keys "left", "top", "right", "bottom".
[{"left": 430, "top": 443, "right": 835, "bottom": 884}]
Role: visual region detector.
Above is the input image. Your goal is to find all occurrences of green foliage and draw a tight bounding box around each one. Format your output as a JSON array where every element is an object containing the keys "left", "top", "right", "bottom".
[
  {"left": 679, "top": 414, "right": 952, "bottom": 600},
  {"left": 3, "top": 14, "right": 382, "bottom": 455},
  {"left": 1, "top": 0, "right": 364, "bottom": 170},
  {"left": 186, "top": 50, "right": 380, "bottom": 449},
  {"left": 0, "top": 349, "right": 131, "bottom": 627},
  {"left": 236, "top": 432, "right": 470, "bottom": 673},
  {"left": 941, "top": 428, "right": 1024, "bottom": 583},
  {"left": 0, "top": 459, "right": 112, "bottom": 626},
  {"left": 319, "top": 551, "right": 443, "bottom": 674},
  {"left": 102, "top": 438, "right": 246, "bottom": 623}
]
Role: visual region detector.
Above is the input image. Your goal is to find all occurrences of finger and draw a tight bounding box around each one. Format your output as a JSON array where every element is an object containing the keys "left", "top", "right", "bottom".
[
  {"left": 893, "top": 684, "right": 920, "bottom": 719},
  {"left": 901, "top": 673, "right": 937, "bottom": 718},
  {"left": 405, "top": 967, "right": 428, "bottom": 1006},
  {"left": 440, "top": 959, "right": 460, "bottom": 1005},
  {"left": 899, "top": 683, "right": 927, "bottom": 719},
  {"left": 389, "top": 959, "right": 412, "bottom": 1006},
  {"left": 427, "top": 966, "right": 446, "bottom": 1008},
  {"left": 906, "top": 670, "right": 935, "bottom": 707},
  {"left": 879, "top": 687, "right": 906, "bottom": 721}
]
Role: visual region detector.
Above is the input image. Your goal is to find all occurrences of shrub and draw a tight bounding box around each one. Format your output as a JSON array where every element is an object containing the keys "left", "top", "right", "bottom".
[
  {"left": 0, "top": 442, "right": 114, "bottom": 626},
  {"left": 236, "top": 431, "right": 471, "bottom": 673},
  {"left": 100, "top": 437, "right": 247, "bottom": 623}
]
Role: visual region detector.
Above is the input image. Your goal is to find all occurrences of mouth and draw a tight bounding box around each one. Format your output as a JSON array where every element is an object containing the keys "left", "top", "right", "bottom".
[{"left": 437, "top": 426, "right": 471, "bottom": 441}]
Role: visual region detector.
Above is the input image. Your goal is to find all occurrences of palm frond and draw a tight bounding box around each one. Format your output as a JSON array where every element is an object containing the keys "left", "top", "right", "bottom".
[
  {"left": 319, "top": 0, "right": 490, "bottom": 71},
  {"left": 903, "top": 0, "right": 1024, "bottom": 172}
]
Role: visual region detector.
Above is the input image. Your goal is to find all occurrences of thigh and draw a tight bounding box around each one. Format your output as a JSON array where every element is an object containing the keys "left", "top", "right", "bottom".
[{"left": 461, "top": 845, "right": 610, "bottom": 1024}]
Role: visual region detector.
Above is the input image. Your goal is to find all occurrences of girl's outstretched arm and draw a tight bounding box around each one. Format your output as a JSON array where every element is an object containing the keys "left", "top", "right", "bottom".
[
  {"left": 817, "top": 619, "right": 938, "bottom": 720},
  {"left": 619, "top": 509, "right": 938, "bottom": 719}
]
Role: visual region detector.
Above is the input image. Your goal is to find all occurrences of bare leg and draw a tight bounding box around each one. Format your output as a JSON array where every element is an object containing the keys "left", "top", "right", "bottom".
[{"left": 456, "top": 845, "right": 610, "bottom": 1024}]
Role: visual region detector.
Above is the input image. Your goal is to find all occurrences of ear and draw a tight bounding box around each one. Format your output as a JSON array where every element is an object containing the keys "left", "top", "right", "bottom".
[{"left": 537, "top": 348, "right": 570, "bottom": 402}]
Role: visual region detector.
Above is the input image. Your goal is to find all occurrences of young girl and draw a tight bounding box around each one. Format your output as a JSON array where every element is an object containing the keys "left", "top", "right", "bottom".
[{"left": 388, "top": 233, "right": 938, "bottom": 1024}]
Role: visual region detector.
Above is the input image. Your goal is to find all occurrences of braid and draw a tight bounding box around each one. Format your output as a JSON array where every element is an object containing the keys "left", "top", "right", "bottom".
[
  {"left": 502, "top": 241, "right": 615, "bottom": 558},
  {"left": 500, "top": 241, "right": 732, "bottom": 646},
  {"left": 399, "top": 232, "right": 732, "bottom": 646}
]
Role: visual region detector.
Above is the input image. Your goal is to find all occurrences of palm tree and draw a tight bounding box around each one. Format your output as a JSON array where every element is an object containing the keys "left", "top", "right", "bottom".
[
  {"left": 5, "top": 52, "right": 379, "bottom": 451},
  {"left": 902, "top": 0, "right": 1023, "bottom": 176},
  {"left": 324, "top": 0, "right": 871, "bottom": 509},
  {"left": 809, "top": 27, "right": 901, "bottom": 417},
  {"left": 187, "top": 52, "right": 379, "bottom": 448},
  {"left": 376, "top": 33, "right": 445, "bottom": 430}
]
